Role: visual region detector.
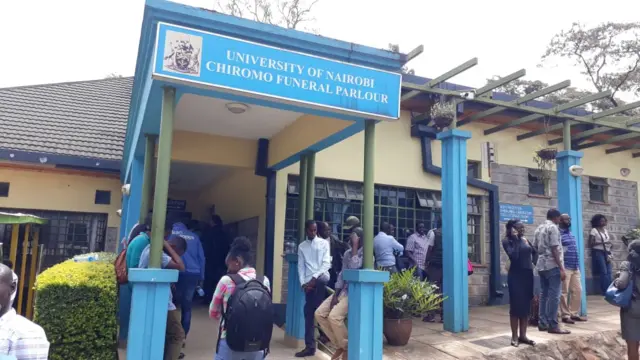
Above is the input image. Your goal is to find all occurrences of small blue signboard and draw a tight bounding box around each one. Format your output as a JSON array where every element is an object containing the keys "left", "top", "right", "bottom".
[
  {"left": 152, "top": 22, "right": 402, "bottom": 120},
  {"left": 499, "top": 203, "right": 535, "bottom": 225}
]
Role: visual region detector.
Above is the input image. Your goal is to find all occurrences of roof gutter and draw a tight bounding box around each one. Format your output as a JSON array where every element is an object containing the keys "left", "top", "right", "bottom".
[{"left": 416, "top": 128, "right": 503, "bottom": 304}]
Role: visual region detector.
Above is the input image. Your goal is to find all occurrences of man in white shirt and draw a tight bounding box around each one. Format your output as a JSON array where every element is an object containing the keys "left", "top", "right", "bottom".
[
  {"left": 0, "top": 263, "right": 50, "bottom": 360},
  {"left": 295, "top": 220, "right": 331, "bottom": 358}
]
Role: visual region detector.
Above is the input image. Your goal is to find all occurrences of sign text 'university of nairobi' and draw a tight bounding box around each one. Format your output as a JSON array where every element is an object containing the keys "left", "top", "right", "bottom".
[{"left": 152, "top": 22, "right": 401, "bottom": 120}]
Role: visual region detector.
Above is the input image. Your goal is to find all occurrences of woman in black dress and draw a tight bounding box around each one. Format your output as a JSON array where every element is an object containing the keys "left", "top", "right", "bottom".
[{"left": 502, "top": 219, "right": 537, "bottom": 347}]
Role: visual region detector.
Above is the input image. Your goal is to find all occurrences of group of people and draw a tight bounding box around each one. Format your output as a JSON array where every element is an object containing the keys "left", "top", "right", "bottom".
[
  {"left": 124, "top": 213, "right": 273, "bottom": 360},
  {"left": 293, "top": 216, "right": 446, "bottom": 360},
  {"left": 502, "top": 209, "right": 634, "bottom": 350}
]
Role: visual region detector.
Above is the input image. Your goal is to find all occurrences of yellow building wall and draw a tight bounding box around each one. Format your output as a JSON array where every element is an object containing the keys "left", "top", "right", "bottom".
[
  {"left": 194, "top": 168, "right": 267, "bottom": 278},
  {"left": 171, "top": 131, "right": 257, "bottom": 168},
  {"left": 0, "top": 165, "right": 122, "bottom": 227},
  {"left": 270, "top": 112, "right": 640, "bottom": 300}
]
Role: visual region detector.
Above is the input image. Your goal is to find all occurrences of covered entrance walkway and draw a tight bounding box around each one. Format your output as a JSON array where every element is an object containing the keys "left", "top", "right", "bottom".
[{"left": 118, "top": 1, "right": 405, "bottom": 360}]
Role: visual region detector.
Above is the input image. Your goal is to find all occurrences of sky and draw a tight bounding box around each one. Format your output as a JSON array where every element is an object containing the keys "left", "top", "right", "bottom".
[{"left": 1, "top": 0, "right": 639, "bottom": 93}]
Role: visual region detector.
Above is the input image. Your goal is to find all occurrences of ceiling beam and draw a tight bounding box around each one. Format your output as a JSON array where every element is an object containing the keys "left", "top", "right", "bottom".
[
  {"left": 401, "top": 58, "right": 478, "bottom": 102},
  {"left": 574, "top": 132, "right": 640, "bottom": 150},
  {"left": 517, "top": 122, "right": 567, "bottom": 141},
  {"left": 548, "top": 126, "right": 613, "bottom": 145},
  {"left": 401, "top": 82, "right": 640, "bottom": 133},
  {"left": 485, "top": 91, "right": 611, "bottom": 136},
  {"left": 457, "top": 80, "right": 571, "bottom": 126},
  {"left": 605, "top": 142, "right": 640, "bottom": 155}
]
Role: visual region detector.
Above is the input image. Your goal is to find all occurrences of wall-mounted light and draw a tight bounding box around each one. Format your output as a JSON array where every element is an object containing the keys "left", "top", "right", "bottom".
[
  {"left": 116, "top": 209, "right": 122, "bottom": 217},
  {"left": 621, "top": 168, "right": 631, "bottom": 177},
  {"left": 569, "top": 165, "right": 584, "bottom": 177},
  {"left": 39, "top": 156, "right": 48, "bottom": 164},
  {"left": 121, "top": 184, "right": 131, "bottom": 196},
  {"left": 225, "top": 102, "right": 250, "bottom": 114}
]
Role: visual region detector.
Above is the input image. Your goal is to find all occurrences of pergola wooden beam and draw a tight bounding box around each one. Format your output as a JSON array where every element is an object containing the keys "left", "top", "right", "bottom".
[
  {"left": 606, "top": 142, "right": 640, "bottom": 154},
  {"left": 401, "top": 58, "right": 478, "bottom": 102},
  {"left": 574, "top": 132, "right": 640, "bottom": 150},
  {"left": 458, "top": 80, "right": 571, "bottom": 126},
  {"left": 548, "top": 126, "right": 613, "bottom": 145},
  {"left": 486, "top": 91, "right": 612, "bottom": 136}
]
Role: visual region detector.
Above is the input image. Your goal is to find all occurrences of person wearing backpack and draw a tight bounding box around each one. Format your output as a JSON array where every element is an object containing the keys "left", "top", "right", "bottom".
[
  {"left": 613, "top": 240, "right": 640, "bottom": 360},
  {"left": 209, "top": 237, "right": 272, "bottom": 360}
]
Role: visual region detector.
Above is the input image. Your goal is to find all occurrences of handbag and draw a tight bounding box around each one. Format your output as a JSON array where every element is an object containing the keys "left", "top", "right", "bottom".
[
  {"left": 597, "top": 229, "right": 614, "bottom": 263},
  {"left": 605, "top": 267, "right": 635, "bottom": 308}
]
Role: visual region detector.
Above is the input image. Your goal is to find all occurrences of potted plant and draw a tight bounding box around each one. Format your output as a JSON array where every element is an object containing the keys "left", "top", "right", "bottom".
[
  {"left": 429, "top": 101, "right": 457, "bottom": 130},
  {"left": 382, "top": 268, "right": 445, "bottom": 346},
  {"left": 622, "top": 225, "right": 640, "bottom": 246},
  {"left": 532, "top": 146, "right": 557, "bottom": 181}
]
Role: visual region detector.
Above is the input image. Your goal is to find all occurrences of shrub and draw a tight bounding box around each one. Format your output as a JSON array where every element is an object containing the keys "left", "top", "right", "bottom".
[
  {"left": 382, "top": 267, "right": 445, "bottom": 319},
  {"left": 34, "top": 253, "right": 118, "bottom": 360}
]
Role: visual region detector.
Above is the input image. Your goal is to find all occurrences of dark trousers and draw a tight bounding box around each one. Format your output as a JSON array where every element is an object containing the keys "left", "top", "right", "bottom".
[
  {"left": 592, "top": 249, "right": 613, "bottom": 295},
  {"left": 304, "top": 278, "right": 327, "bottom": 349},
  {"left": 176, "top": 272, "right": 200, "bottom": 336}
]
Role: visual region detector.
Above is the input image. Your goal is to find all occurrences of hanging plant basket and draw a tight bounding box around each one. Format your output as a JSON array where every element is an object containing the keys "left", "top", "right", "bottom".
[
  {"left": 536, "top": 148, "right": 557, "bottom": 161},
  {"left": 430, "top": 101, "right": 457, "bottom": 130}
]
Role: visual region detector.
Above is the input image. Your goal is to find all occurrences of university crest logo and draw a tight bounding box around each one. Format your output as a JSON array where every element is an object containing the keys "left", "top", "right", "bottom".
[{"left": 162, "top": 30, "right": 203, "bottom": 76}]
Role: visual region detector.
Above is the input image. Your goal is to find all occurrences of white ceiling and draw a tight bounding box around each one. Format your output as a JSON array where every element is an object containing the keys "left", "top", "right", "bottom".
[
  {"left": 169, "top": 161, "right": 229, "bottom": 192},
  {"left": 174, "top": 93, "right": 303, "bottom": 139}
]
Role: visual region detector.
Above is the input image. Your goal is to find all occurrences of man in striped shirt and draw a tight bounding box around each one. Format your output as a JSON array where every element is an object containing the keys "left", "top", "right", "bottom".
[
  {"left": 558, "top": 214, "right": 586, "bottom": 324},
  {"left": 0, "top": 263, "right": 49, "bottom": 359}
]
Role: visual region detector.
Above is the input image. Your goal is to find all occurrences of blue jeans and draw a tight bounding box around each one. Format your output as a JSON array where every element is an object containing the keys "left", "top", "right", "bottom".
[
  {"left": 592, "top": 249, "right": 613, "bottom": 295},
  {"left": 538, "top": 267, "right": 562, "bottom": 329},
  {"left": 177, "top": 272, "right": 200, "bottom": 336},
  {"left": 215, "top": 339, "right": 264, "bottom": 360}
]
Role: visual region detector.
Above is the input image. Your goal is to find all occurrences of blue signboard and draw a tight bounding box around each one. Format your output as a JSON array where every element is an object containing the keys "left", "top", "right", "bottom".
[
  {"left": 152, "top": 22, "right": 401, "bottom": 120},
  {"left": 499, "top": 203, "right": 535, "bottom": 225}
]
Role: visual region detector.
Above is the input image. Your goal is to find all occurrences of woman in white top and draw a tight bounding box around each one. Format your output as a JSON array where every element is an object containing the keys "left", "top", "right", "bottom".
[{"left": 589, "top": 214, "right": 612, "bottom": 295}]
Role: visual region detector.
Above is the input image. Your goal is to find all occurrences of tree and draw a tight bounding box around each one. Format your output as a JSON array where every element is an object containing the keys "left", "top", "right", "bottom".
[
  {"left": 541, "top": 22, "right": 640, "bottom": 107},
  {"left": 105, "top": 73, "right": 123, "bottom": 79},
  {"left": 213, "top": 0, "right": 320, "bottom": 30},
  {"left": 388, "top": 44, "right": 414, "bottom": 75}
]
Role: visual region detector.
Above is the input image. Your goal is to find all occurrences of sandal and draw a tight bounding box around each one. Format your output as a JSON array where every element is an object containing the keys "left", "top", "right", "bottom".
[
  {"left": 518, "top": 337, "right": 536, "bottom": 346},
  {"left": 510, "top": 338, "right": 519, "bottom": 347}
]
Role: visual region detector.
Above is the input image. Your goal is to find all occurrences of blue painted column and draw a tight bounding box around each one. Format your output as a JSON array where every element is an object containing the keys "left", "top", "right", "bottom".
[
  {"left": 284, "top": 253, "right": 305, "bottom": 345},
  {"left": 126, "top": 268, "right": 178, "bottom": 360},
  {"left": 556, "top": 150, "right": 587, "bottom": 316},
  {"left": 437, "top": 129, "right": 471, "bottom": 333},
  {"left": 344, "top": 269, "right": 389, "bottom": 360},
  {"left": 118, "top": 158, "right": 144, "bottom": 342}
]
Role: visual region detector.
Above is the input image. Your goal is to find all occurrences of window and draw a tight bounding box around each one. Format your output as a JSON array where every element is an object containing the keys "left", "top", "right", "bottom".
[
  {"left": 284, "top": 176, "right": 483, "bottom": 257},
  {"left": 467, "top": 196, "right": 482, "bottom": 263},
  {"left": 528, "top": 169, "right": 547, "bottom": 196},
  {"left": 468, "top": 161, "right": 481, "bottom": 179},
  {"left": 0, "top": 182, "right": 8, "bottom": 197},
  {"left": 589, "top": 177, "right": 609, "bottom": 203},
  {"left": 94, "top": 190, "right": 111, "bottom": 205}
]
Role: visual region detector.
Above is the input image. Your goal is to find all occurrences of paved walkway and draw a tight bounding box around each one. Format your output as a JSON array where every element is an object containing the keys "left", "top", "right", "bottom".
[
  {"left": 119, "top": 296, "right": 617, "bottom": 360},
  {"left": 383, "top": 296, "right": 618, "bottom": 359}
]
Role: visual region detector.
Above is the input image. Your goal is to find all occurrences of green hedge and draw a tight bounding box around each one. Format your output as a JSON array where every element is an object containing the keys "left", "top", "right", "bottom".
[{"left": 34, "top": 252, "right": 118, "bottom": 360}]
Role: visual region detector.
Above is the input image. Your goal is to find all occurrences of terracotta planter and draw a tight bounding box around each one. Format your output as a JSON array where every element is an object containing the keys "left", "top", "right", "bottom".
[{"left": 383, "top": 317, "right": 413, "bottom": 346}]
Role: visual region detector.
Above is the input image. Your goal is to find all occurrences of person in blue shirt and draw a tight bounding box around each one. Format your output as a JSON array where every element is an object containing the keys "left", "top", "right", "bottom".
[
  {"left": 558, "top": 214, "right": 586, "bottom": 324},
  {"left": 373, "top": 222, "right": 404, "bottom": 273},
  {"left": 171, "top": 220, "right": 206, "bottom": 354}
]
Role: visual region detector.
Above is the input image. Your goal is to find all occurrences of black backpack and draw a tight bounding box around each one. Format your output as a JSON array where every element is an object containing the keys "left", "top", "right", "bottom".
[{"left": 217, "top": 274, "right": 273, "bottom": 354}]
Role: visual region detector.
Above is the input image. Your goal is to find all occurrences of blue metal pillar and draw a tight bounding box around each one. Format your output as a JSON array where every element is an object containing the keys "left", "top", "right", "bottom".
[
  {"left": 119, "top": 194, "right": 130, "bottom": 247},
  {"left": 344, "top": 269, "right": 388, "bottom": 360},
  {"left": 126, "top": 268, "right": 178, "bottom": 360},
  {"left": 118, "top": 157, "right": 144, "bottom": 341},
  {"left": 437, "top": 129, "right": 471, "bottom": 333},
  {"left": 556, "top": 150, "right": 587, "bottom": 316},
  {"left": 284, "top": 253, "right": 305, "bottom": 344}
]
